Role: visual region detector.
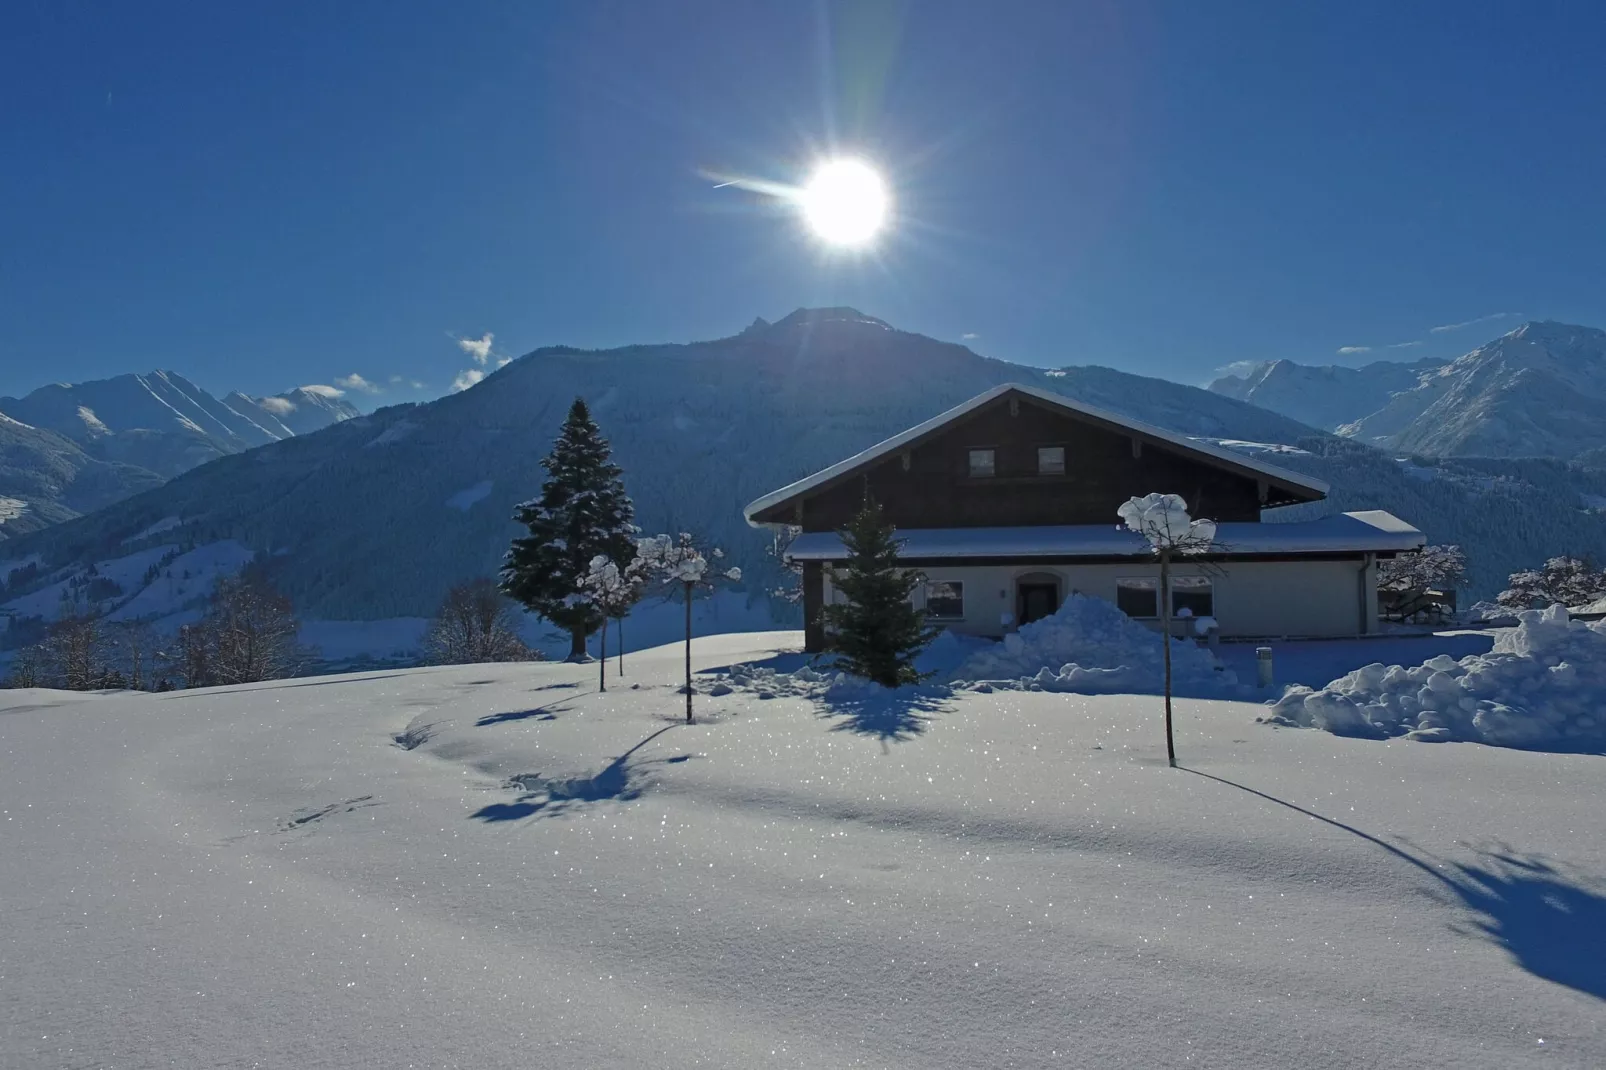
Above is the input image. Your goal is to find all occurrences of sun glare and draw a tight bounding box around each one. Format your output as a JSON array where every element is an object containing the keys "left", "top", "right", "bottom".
[{"left": 800, "top": 158, "right": 889, "bottom": 246}]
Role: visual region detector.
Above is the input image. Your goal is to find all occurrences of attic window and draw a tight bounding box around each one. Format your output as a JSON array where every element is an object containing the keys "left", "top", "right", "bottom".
[
  {"left": 1037, "top": 446, "right": 1065, "bottom": 475},
  {"left": 968, "top": 449, "right": 996, "bottom": 478}
]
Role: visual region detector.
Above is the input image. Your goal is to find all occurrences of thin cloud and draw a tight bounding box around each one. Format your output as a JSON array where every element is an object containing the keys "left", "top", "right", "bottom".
[
  {"left": 1387, "top": 340, "right": 1425, "bottom": 349},
  {"left": 299, "top": 384, "right": 346, "bottom": 398},
  {"left": 1337, "top": 345, "right": 1372, "bottom": 355},
  {"left": 458, "top": 332, "right": 494, "bottom": 365},
  {"left": 1430, "top": 312, "right": 1521, "bottom": 334},
  {"left": 452, "top": 368, "right": 485, "bottom": 392},
  {"left": 961, "top": 332, "right": 980, "bottom": 341},
  {"left": 258, "top": 396, "right": 295, "bottom": 415},
  {"left": 334, "top": 373, "right": 381, "bottom": 394}
]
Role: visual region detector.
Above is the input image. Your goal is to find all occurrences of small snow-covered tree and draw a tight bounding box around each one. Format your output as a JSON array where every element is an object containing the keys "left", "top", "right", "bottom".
[
  {"left": 1118, "top": 493, "right": 1218, "bottom": 768},
  {"left": 501, "top": 398, "right": 637, "bottom": 661},
  {"left": 424, "top": 578, "right": 533, "bottom": 665},
  {"left": 638, "top": 533, "right": 741, "bottom": 722},
  {"left": 1497, "top": 555, "right": 1606, "bottom": 610},
  {"left": 1378, "top": 545, "right": 1467, "bottom": 594},
  {"left": 821, "top": 499, "right": 938, "bottom": 687},
  {"left": 575, "top": 554, "right": 644, "bottom": 691}
]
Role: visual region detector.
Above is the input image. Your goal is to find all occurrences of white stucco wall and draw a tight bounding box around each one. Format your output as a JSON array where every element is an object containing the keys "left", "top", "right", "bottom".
[{"left": 822, "top": 558, "right": 1378, "bottom": 639}]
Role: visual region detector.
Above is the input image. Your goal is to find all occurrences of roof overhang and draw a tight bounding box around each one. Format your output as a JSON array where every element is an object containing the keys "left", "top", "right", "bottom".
[
  {"left": 785, "top": 511, "right": 1424, "bottom": 561},
  {"left": 744, "top": 382, "right": 1328, "bottom": 525}
]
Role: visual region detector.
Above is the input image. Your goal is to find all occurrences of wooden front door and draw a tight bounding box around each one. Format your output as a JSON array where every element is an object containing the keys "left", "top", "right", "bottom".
[{"left": 1018, "top": 581, "right": 1059, "bottom": 625}]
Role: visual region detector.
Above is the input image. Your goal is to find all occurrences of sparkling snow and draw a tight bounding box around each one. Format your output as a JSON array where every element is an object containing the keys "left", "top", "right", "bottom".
[
  {"left": 2, "top": 632, "right": 1601, "bottom": 1068},
  {"left": 1268, "top": 605, "right": 1606, "bottom": 750}
]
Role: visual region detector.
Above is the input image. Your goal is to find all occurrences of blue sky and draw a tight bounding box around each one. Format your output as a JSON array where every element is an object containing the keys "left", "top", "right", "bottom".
[{"left": 4, "top": 1, "right": 1606, "bottom": 403}]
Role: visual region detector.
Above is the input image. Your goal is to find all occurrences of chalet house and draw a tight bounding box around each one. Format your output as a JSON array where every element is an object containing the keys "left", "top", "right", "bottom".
[{"left": 744, "top": 383, "right": 1425, "bottom": 652}]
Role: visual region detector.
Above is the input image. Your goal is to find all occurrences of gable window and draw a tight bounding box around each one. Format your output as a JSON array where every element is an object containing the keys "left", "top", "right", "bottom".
[
  {"left": 1171, "top": 576, "right": 1214, "bottom": 618},
  {"left": 1116, "top": 577, "right": 1159, "bottom": 619},
  {"left": 967, "top": 449, "right": 995, "bottom": 477},
  {"left": 924, "top": 580, "right": 965, "bottom": 620},
  {"left": 1037, "top": 446, "right": 1065, "bottom": 475}
]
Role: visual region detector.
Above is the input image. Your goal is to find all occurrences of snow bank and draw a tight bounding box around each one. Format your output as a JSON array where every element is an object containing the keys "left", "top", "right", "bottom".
[
  {"left": 952, "top": 593, "right": 1239, "bottom": 695},
  {"left": 724, "top": 594, "right": 1240, "bottom": 698},
  {"left": 1266, "top": 605, "right": 1606, "bottom": 749}
]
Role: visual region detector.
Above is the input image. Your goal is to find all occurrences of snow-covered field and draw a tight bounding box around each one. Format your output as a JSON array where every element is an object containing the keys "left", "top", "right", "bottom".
[{"left": 3, "top": 632, "right": 1602, "bottom": 1068}]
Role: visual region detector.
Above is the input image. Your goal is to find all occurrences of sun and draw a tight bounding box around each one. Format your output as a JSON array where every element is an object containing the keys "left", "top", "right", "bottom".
[{"left": 799, "top": 158, "right": 889, "bottom": 246}]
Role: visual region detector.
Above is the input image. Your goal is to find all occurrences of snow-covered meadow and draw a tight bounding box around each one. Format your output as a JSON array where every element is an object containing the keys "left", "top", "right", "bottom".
[{"left": 2, "top": 632, "right": 1601, "bottom": 1068}]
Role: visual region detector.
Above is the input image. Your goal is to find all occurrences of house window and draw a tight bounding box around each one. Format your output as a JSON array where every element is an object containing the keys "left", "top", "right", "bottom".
[
  {"left": 967, "top": 449, "right": 995, "bottom": 477},
  {"left": 1116, "top": 577, "right": 1159, "bottom": 618},
  {"left": 925, "top": 580, "right": 964, "bottom": 620},
  {"left": 1037, "top": 446, "right": 1065, "bottom": 475},
  {"left": 1171, "top": 576, "right": 1214, "bottom": 618}
]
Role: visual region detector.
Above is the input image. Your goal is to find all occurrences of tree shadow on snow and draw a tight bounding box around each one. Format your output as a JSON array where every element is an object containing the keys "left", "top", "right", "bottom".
[
  {"left": 1183, "top": 766, "right": 1606, "bottom": 1001},
  {"left": 475, "top": 698, "right": 573, "bottom": 728},
  {"left": 699, "top": 650, "right": 816, "bottom": 677},
  {"left": 813, "top": 687, "right": 953, "bottom": 745},
  {"left": 470, "top": 724, "right": 691, "bottom": 822}
]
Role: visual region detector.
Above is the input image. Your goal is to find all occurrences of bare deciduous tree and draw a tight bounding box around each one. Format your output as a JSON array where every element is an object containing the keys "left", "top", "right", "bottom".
[
  {"left": 44, "top": 607, "right": 105, "bottom": 691},
  {"left": 424, "top": 579, "right": 534, "bottom": 665},
  {"left": 206, "top": 571, "right": 305, "bottom": 685},
  {"left": 106, "top": 619, "right": 160, "bottom": 691}
]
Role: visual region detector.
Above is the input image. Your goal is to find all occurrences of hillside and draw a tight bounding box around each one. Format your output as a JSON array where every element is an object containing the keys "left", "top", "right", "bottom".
[
  {"left": 1208, "top": 356, "right": 1443, "bottom": 431},
  {"left": 7, "top": 309, "right": 1606, "bottom": 631},
  {"left": 0, "top": 411, "right": 166, "bottom": 540},
  {"left": 0, "top": 372, "right": 360, "bottom": 541},
  {"left": 0, "top": 371, "right": 358, "bottom": 481},
  {"left": 1340, "top": 321, "right": 1606, "bottom": 458},
  {"left": 0, "top": 309, "right": 1324, "bottom": 621}
]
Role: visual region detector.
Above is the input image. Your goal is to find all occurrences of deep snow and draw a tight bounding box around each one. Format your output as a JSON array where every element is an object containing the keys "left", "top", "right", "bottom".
[
  {"left": 2, "top": 631, "right": 1602, "bottom": 1069},
  {"left": 1267, "top": 605, "right": 1606, "bottom": 750}
]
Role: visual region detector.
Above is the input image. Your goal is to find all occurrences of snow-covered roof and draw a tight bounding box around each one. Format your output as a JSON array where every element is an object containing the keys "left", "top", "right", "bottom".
[
  {"left": 743, "top": 382, "right": 1329, "bottom": 523},
  {"left": 784, "top": 511, "right": 1425, "bottom": 561}
]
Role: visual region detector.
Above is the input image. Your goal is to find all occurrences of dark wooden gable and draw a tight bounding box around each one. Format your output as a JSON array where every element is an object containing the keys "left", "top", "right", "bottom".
[{"left": 768, "top": 391, "right": 1290, "bottom": 532}]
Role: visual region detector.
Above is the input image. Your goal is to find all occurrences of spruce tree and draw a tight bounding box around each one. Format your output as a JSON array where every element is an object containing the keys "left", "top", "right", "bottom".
[
  {"left": 822, "top": 498, "right": 939, "bottom": 687},
  {"left": 501, "top": 398, "right": 637, "bottom": 661}
]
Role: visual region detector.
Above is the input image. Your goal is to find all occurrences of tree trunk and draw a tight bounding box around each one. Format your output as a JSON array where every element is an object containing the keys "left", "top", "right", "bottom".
[
  {"left": 684, "top": 583, "right": 694, "bottom": 724},
  {"left": 598, "top": 615, "right": 607, "bottom": 692},
  {"left": 567, "top": 627, "right": 588, "bottom": 662},
  {"left": 1160, "top": 549, "right": 1176, "bottom": 768},
  {"left": 617, "top": 616, "right": 625, "bottom": 676}
]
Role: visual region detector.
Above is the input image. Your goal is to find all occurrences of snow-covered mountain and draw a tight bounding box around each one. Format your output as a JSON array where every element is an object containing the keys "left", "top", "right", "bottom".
[
  {"left": 1211, "top": 322, "right": 1606, "bottom": 459},
  {"left": 0, "top": 372, "right": 359, "bottom": 537},
  {"left": 6, "top": 308, "right": 1606, "bottom": 635},
  {"left": 0, "top": 309, "right": 1327, "bottom": 620},
  {"left": 1337, "top": 321, "right": 1606, "bottom": 458},
  {"left": 1208, "top": 356, "right": 1444, "bottom": 432}
]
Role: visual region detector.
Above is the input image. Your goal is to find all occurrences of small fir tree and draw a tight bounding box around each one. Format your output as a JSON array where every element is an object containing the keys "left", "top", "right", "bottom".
[
  {"left": 501, "top": 398, "right": 637, "bottom": 661},
  {"left": 821, "top": 499, "right": 938, "bottom": 687}
]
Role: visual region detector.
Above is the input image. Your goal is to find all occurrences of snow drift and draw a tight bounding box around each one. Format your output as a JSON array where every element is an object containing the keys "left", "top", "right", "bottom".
[
  {"left": 1266, "top": 604, "right": 1606, "bottom": 749},
  {"left": 951, "top": 593, "right": 1238, "bottom": 694},
  {"left": 726, "top": 594, "right": 1240, "bottom": 698}
]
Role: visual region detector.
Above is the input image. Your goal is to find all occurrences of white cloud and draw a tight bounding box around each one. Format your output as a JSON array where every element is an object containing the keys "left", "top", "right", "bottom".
[
  {"left": 258, "top": 396, "right": 296, "bottom": 415},
  {"left": 496, "top": 356, "right": 512, "bottom": 368},
  {"left": 299, "top": 384, "right": 346, "bottom": 398},
  {"left": 458, "top": 332, "right": 494, "bottom": 365},
  {"left": 452, "top": 368, "right": 485, "bottom": 392},
  {"left": 961, "top": 332, "right": 980, "bottom": 341},
  {"left": 334, "top": 373, "right": 381, "bottom": 394},
  {"left": 1387, "top": 340, "right": 1424, "bottom": 349},
  {"left": 1430, "top": 312, "right": 1521, "bottom": 334},
  {"left": 1337, "top": 345, "right": 1372, "bottom": 355}
]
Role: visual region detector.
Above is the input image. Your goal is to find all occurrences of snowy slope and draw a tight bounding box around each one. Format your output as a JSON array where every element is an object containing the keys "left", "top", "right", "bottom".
[
  {"left": 2, "top": 633, "right": 1601, "bottom": 1068},
  {"left": 0, "top": 410, "right": 165, "bottom": 541},
  {"left": 1340, "top": 322, "right": 1606, "bottom": 458},
  {"left": 1209, "top": 355, "right": 1443, "bottom": 431}
]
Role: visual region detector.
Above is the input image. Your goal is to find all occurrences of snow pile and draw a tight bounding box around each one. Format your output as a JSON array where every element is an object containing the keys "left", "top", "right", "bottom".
[
  {"left": 724, "top": 595, "right": 1239, "bottom": 699},
  {"left": 951, "top": 594, "right": 1239, "bottom": 695},
  {"left": 1266, "top": 604, "right": 1606, "bottom": 749}
]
